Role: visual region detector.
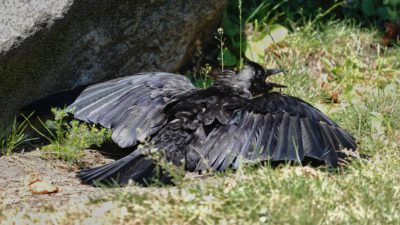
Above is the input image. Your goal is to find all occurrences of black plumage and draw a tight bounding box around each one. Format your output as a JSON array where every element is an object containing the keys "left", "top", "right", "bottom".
[{"left": 68, "top": 62, "right": 357, "bottom": 186}]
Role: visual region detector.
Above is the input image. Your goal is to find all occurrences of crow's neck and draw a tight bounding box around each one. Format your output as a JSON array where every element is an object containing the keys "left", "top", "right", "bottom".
[{"left": 215, "top": 69, "right": 253, "bottom": 98}]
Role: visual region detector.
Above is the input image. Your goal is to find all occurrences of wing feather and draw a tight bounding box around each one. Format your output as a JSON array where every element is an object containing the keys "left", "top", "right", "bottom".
[
  {"left": 319, "top": 124, "right": 339, "bottom": 167},
  {"left": 271, "top": 113, "right": 290, "bottom": 160},
  {"left": 262, "top": 114, "right": 282, "bottom": 160},
  {"left": 251, "top": 113, "right": 273, "bottom": 161},
  {"left": 287, "top": 115, "right": 304, "bottom": 161},
  {"left": 196, "top": 92, "right": 357, "bottom": 171},
  {"left": 68, "top": 72, "right": 196, "bottom": 148},
  {"left": 300, "top": 117, "right": 323, "bottom": 159}
]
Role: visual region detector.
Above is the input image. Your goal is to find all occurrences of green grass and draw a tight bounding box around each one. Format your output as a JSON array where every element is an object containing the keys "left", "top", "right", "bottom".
[
  {"left": 1, "top": 20, "right": 400, "bottom": 224},
  {"left": 0, "top": 114, "right": 35, "bottom": 156},
  {"left": 26, "top": 108, "right": 112, "bottom": 164},
  {"left": 266, "top": 20, "right": 400, "bottom": 158}
]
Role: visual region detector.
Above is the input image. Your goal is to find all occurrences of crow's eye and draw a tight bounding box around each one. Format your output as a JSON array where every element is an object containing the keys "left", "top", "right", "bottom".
[{"left": 256, "top": 70, "right": 263, "bottom": 78}]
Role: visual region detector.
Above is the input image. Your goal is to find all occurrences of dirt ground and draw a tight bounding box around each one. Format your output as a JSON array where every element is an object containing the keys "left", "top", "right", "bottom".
[{"left": 0, "top": 150, "right": 114, "bottom": 210}]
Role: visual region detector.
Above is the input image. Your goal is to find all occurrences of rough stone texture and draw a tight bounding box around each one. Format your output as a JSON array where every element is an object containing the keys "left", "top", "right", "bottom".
[{"left": 0, "top": 0, "right": 227, "bottom": 126}]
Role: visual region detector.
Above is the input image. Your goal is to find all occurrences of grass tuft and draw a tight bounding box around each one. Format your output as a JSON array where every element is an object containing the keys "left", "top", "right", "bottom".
[
  {"left": 0, "top": 113, "right": 35, "bottom": 155},
  {"left": 1, "top": 20, "right": 400, "bottom": 225},
  {"left": 27, "top": 108, "right": 112, "bottom": 164}
]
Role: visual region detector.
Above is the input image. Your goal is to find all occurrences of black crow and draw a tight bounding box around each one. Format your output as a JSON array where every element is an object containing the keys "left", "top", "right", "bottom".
[{"left": 68, "top": 62, "right": 357, "bottom": 186}]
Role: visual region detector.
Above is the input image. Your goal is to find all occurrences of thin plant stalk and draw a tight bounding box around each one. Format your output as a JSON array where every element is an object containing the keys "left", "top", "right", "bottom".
[{"left": 238, "top": 0, "right": 243, "bottom": 68}]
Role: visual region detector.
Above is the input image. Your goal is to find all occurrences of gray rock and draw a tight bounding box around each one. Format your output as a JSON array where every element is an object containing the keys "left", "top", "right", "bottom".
[{"left": 0, "top": 0, "right": 227, "bottom": 127}]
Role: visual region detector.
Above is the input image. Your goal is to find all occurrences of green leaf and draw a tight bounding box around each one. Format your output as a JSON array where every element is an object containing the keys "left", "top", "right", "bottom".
[
  {"left": 377, "top": 6, "right": 390, "bottom": 20},
  {"left": 386, "top": 7, "right": 400, "bottom": 21},
  {"left": 265, "top": 24, "right": 289, "bottom": 43},
  {"left": 362, "top": 0, "right": 376, "bottom": 16},
  {"left": 385, "top": 0, "right": 400, "bottom": 7},
  {"left": 221, "top": 48, "right": 237, "bottom": 66},
  {"left": 244, "top": 42, "right": 265, "bottom": 64},
  {"left": 223, "top": 14, "right": 239, "bottom": 37},
  {"left": 244, "top": 24, "right": 288, "bottom": 64},
  {"left": 194, "top": 78, "right": 213, "bottom": 89}
]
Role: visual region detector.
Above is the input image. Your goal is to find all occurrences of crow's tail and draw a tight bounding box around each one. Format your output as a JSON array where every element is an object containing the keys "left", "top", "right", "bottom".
[{"left": 77, "top": 151, "right": 172, "bottom": 186}]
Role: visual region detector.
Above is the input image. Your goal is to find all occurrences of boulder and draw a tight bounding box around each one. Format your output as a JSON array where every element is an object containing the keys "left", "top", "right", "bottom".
[{"left": 0, "top": 0, "right": 227, "bottom": 127}]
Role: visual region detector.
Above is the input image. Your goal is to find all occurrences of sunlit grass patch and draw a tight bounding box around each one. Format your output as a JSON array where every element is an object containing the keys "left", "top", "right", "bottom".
[{"left": 1, "top": 20, "right": 399, "bottom": 225}]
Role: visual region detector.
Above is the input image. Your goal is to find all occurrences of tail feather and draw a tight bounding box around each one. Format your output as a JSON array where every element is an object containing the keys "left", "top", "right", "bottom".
[{"left": 77, "top": 151, "right": 172, "bottom": 186}]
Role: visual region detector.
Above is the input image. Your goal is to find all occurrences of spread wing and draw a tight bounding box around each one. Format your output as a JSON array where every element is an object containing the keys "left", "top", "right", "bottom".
[
  {"left": 68, "top": 72, "right": 197, "bottom": 148},
  {"left": 196, "top": 92, "right": 357, "bottom": 171}
]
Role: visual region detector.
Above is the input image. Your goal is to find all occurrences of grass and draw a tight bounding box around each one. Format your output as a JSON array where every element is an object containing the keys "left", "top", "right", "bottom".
[
  {"left": 1, "top": 20, "right": 400, "bottom": 224},
  {"left": 266, "top": 19, "right": 400, "bottom": 158},
  {"left": 0, "top": 114, "right": 35, "bottom": 156}
]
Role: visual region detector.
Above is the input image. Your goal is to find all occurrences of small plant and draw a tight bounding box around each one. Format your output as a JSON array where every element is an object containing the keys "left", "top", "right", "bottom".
[
  {"left": 199, "top": 64, "right": 213, "bottom": 89},
  {"left": 221, "top": 0, "right": 289, "bottom": 67},
  {"left": 216, "top": 27, "right": 226, "bottom": 71},
  {"left": 0, "top": 114, "right": 35, "bottom": 156},
  {"left": 27, "top": 108, "right": 111, "bottom": 164},
  {"left": 189, "top": 63, "right": 213, "bottom": 89},
  {"left": 238, "top": 0, "right": 243, "bottom": 66}
]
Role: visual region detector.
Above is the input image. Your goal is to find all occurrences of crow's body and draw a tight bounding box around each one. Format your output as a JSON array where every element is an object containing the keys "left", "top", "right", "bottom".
[{"left": 69, "top": 63, "right": 357, "bottom": 186}]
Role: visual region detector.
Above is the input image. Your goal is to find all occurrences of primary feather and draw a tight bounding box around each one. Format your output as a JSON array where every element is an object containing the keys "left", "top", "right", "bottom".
[
  {"left": 69, "top": 63, "right": 357, "bottom": 186},
  {"left": 68, "top": 72, "right": 196, "bottom": 148}
]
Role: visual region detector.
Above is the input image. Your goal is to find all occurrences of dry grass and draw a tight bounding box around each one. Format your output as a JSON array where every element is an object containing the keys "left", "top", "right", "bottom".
[{"left": 1, "top": 20, "right": 400, "bottom": 225}]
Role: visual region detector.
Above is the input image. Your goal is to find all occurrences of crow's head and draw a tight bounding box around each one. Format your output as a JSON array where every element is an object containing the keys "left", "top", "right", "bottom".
[{"left": 238, "top": 61, "right": 285, "bottom": 96}]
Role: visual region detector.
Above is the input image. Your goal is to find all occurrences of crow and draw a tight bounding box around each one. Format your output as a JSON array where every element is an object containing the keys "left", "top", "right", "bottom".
[{"left": 68, "top": 62, "right": 357, "bottom": 186}]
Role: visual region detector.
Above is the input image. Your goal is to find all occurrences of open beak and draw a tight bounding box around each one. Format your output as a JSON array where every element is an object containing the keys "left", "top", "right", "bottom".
[{"left": 264, "top": 69, "right": 286, "bottom": 89}]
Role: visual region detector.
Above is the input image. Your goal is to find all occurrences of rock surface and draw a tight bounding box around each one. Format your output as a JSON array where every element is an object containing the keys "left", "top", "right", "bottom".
[{"left": 0, "top": 0, "right": 227, "bottom": 126}]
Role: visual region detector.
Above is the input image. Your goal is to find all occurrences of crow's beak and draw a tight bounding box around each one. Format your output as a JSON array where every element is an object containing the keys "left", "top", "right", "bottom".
[
  {"left": 265, "top": 69, "right": 283, "bottom": 77},
  {"left": 264, "top": 69, "right": 286, "bottom": 89},
  {"left": 269, "top": 82, "right": 287, "bottom": 88}
]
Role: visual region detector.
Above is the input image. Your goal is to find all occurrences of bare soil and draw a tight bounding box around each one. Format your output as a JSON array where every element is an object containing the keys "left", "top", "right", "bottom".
[{"left": 0, "top": 150, "right": 114, "bottom": 209}]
